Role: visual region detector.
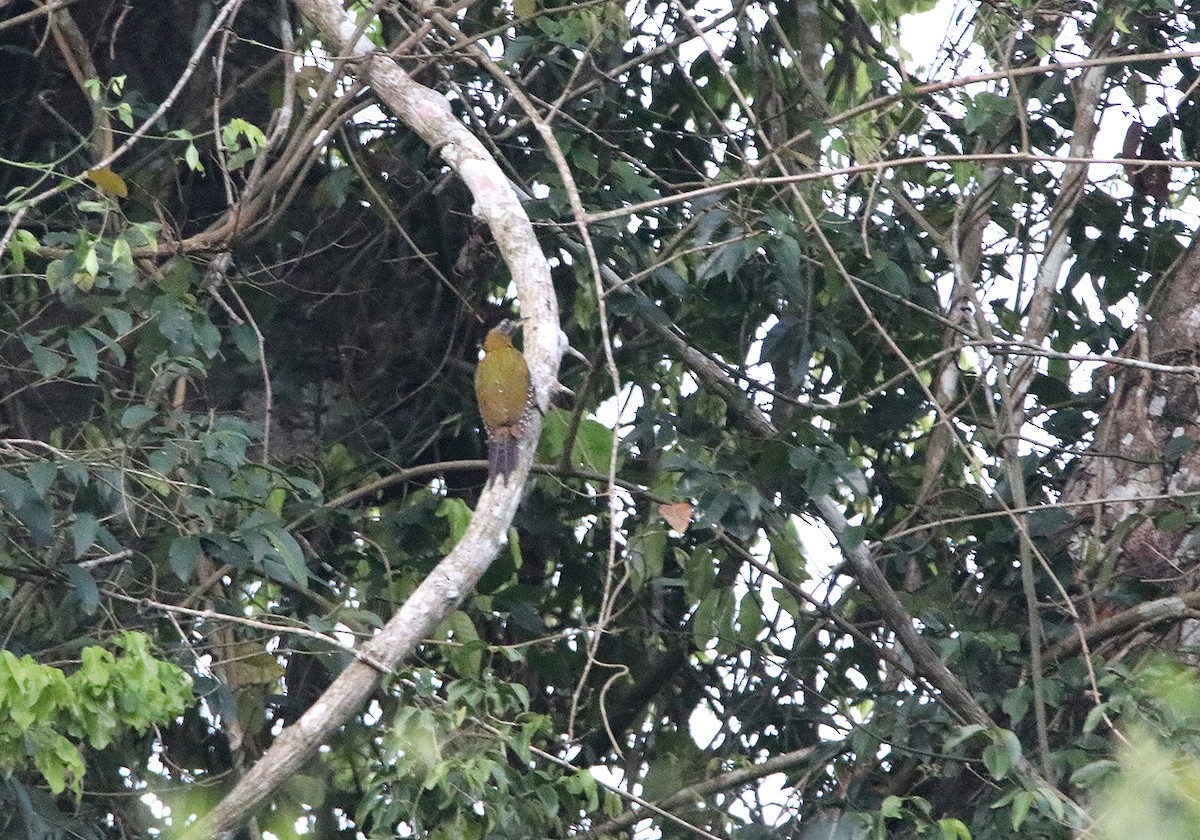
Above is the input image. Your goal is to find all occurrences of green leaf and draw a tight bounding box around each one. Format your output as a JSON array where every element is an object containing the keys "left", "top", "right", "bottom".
[
  {"left": 121, "top": 405, "right": 156, "bottom": 428},
  {"left": 62, "top": 565, "right": 100, "bottom": 615},
  {"left": 1001, "top": 683, "right": 1031, "bottom": 725},
  {"left": 84, "top": 325, "right": 125, "bottom": 365},
  {"left": 153, "top": 296, "right": 193, "bottom": 345},
  {"left": 71, "top": 512, "right": 99, "bottom": 559},
  {"left": 626, "top": 528, "right": 666, "bottom": 590},
  {"left": 537, "top": 409, "right": 614, "bottom": 473},
  {"left": 1082, "top": 700, "right": 1111, "bottom": 734},
  {"left": 1009, "top": 789, "right": 1033, "bottom": 830},
  {"left": 0, "top": 469, "right": 53, "bottom": 546},
  {"left": 769, "top": 518, "right": 808, "bottom": 582},
  {"left": 225, "top": 147, "right": 256, "bottom": 171},
  {"left": 169, "top": 536, "right": 201, "bottom": 581},
  {"left": 128, "top": 221, "right": 161, "bottom": 248},
  {"left": 982, "top": 730, "right": 1021, "bottom": 781},
  {"left": 839, "top": 524, "right": 865, "bottom": 555},
  {"left": 26, "top": 340, "right": 68, "bottom": 378},
  {"left": 222, "top": 117, "right": 267, "bottom": 151},
  {"left": 1070, "top": 758, "right": 1118, "bottom": 788},
  {"left": 437, "top": 497, "right": 473, "bottom": 551},
  {"left": 571, "top": 145, "right": 598, "bottom": 177},
  {"left": 66, "top": 329, "right": 99, "bottom": 380},
  {"left": 736, "top": 591, "right": 764, "bottom": 643},
  {"left": 684, "top": 547, "right": 715, "bottom": 601},
  {"left": 184, "top": 143, "right": 203, "bottom": 171},
  {"left": 102, "top": 305, "right": 133, "bottom": 335},
  {"left": 16, "top": 498, "right": 54, "bottom": 547},
  {"left": 0, "top": 468, "right": 33, "bottom": 509},
  {"left": 573, "top": 418, "right": 614, "bottom": 473},
  {"left": 692, "top": 588, "right": 734, "bottom": 652},
  {"left": 26, "top": 462, "right": 57, "bottom": 497},
  {"left": 938, "top": 817, "right": 971, "bottom": 840},
  {"left": 566, "top": 770, "right": 599, "bottom": 812},
  {"left": 999, "top": 727, "right": 1023, "bottom": 767},
  {"left": 266, "top": 526, "right": 308, "bottom": 589},
  {"left": 964, "top": 91, "right": 1017, "bottom": 136},
  {"left": 437, "top": 611, "right": 482, "bottom": 678},
  {"left": 28, "top": 728, "right": 84, "bottom": 795},
  {"left": 230, "top": 322, "right": 261, "bottom": 361},
  {"left": 6, "top": 228, "right": 38, "bottom": 272}
]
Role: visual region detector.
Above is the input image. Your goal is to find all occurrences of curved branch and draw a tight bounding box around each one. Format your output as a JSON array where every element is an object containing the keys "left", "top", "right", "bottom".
[
  {"left": 1047, "top": 592, "right": 1200, "bottom": 662},
  {"left": 178, "top": 0, "right": 559, "bottom": 835},
  {"left": 579, "top": 746, "right": 817, "bottom": 838}
]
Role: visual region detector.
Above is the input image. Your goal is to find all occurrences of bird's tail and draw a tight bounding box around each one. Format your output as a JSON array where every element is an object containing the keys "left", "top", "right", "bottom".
[{"left": 488, "top": 438, "right": 519, "bottom": 481}]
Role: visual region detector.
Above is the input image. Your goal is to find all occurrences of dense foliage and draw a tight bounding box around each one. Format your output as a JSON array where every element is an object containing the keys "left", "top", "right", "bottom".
[{"left": 3, "top": 0, "right": 1200, "bottom": 837}]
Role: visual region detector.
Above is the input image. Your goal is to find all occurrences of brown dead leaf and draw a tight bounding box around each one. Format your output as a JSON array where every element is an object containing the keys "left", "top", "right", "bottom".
[{"left": 658, "top": 501, "right": 693, "bottom": 533}]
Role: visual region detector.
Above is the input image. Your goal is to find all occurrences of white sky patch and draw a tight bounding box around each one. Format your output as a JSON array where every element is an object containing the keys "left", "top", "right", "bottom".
[
  {"left": 592, "top": 380, "right": 644, "bottom": 435},
  {"left": 901, "top": 3, "right": 956, "bottom": 70}
]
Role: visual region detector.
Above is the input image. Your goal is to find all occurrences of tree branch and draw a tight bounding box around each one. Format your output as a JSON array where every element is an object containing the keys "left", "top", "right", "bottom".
[
  {"left": 177, "top": 0, "right": 559, "bottom": 834},
  {"left": 579, "top": 746, "right": 818, "bottom": 838}
]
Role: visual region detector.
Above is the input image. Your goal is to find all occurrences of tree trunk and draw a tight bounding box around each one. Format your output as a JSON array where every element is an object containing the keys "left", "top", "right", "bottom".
[{"left": 1064, "top": 238, "right": 1200, "bottom": 605}]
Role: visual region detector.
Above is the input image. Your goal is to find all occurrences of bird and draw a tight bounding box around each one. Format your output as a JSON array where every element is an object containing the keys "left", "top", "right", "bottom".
[{"left": 474, "top": 319, "right": 534, "bottom": 482}]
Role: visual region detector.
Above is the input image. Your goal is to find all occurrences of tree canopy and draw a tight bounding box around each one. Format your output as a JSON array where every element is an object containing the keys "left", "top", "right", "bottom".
[{"left": 3, "top": 0, "right": 1200, "bottom": 838}]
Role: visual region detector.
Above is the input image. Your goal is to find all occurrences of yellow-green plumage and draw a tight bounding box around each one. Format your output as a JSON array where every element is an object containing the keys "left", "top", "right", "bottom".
[{"left": 474, "top": 322, "right": 533, "bottom": 480}]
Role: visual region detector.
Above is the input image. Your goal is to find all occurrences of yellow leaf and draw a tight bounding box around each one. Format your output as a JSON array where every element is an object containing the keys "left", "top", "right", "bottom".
[
  {"left": 87, "top": 166, "right": 128, "bottom": 198},
  {"left": 514, "top": 0, "right": 536, "bottom": 18}
]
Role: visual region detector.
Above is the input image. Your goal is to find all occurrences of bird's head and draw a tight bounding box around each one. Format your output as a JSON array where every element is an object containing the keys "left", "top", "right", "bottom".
[{"left": 483, "top": 318, "right": 522, "bottom": 351}]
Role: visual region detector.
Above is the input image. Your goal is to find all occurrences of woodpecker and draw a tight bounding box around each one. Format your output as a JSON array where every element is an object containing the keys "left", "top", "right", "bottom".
[{"left": 474, "top": 320, "right": 534, "bottom": 481}]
